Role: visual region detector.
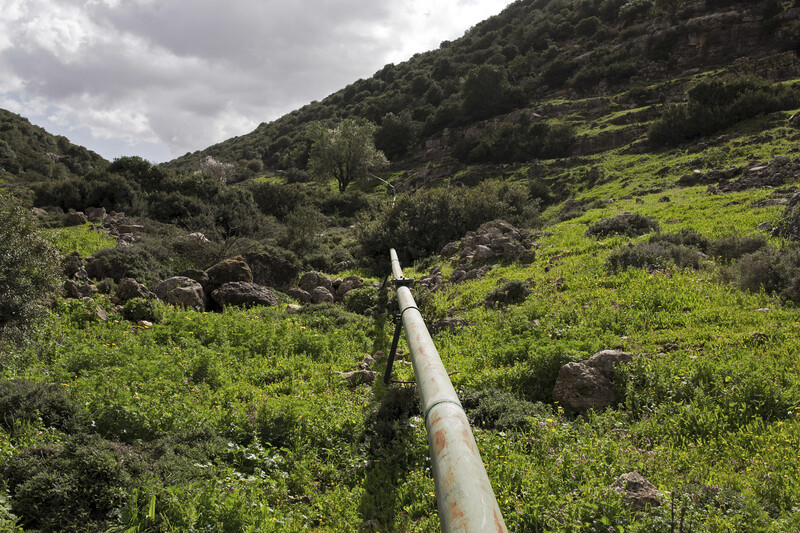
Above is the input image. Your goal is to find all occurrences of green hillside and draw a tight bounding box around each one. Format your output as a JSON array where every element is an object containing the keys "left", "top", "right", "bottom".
[{"left": 2, "top": 0, "right": 800, "bottom": 531}]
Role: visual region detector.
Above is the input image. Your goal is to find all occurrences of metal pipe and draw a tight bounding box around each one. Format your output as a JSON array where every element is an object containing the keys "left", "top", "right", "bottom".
[{"left": 389, "top": 249, "right": 507, "bottom": 533}]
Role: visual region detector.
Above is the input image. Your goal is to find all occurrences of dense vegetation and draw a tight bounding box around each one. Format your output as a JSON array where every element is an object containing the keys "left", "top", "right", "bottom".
[{"left": 2, "top": 0, "right": 800, "bottom": 531}]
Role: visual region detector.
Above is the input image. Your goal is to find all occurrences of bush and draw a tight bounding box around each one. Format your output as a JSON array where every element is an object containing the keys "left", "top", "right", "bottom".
[
  {"left": 608, "top": 242, "right": 703, "bottom": 272},
  {"left": 0, "top": 379, "right": 83, "bottom": 433},
  {"left": 649, "top": 76, "right": 800, "bottom": 146},
  {"left": 86, "top": 246, "right": 168, "bottom": 285},
  {"left": 731, "top": 245, "right": 800, "bottom": 303},
  {"left": 2, "top": 434, "right": 144, "bottom": 532},
  {"left": 485, "top": 280, "right": 531, "bottom": 306},
  {"left": 585, "top": 212, "right": 659, "bottom": 238},
  {"left": 358, "top": 181, "right": 537, "bottom": 266},
  {"left": 708, "top": 235, "right": 767, "bottom": 263},
  {"left": 0, "top": 191, "right": 61, "bottom": 339},
  {"left": 461, "top": 388, "right": 545, "bottom": 430},
  {"left": 649, "top": 229, "right": 710, "bottom": 252},
  {"left": 121, "top": 298, "right": 164, "bottom": 323},
  {"left": 345, "top": 287, "right": 379, "bottom": 316}
]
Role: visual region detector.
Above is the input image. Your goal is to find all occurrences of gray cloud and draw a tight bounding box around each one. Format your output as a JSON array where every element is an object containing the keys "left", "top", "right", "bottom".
[{"left": 0, "top": 0, "right": 513, "bottom": 162}]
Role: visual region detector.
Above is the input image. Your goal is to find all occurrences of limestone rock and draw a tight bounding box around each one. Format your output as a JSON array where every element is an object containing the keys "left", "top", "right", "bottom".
[
  {"left": 335, "top": 275, "right": 364, "bottom": 302},
  {"left": 311, "top": 286, "right": 335, "bottom": 305},
  {"left": 206, "top": 256, "right": 253, "bottom": 293},
  {"left": 211, "top": 281, "right": 279, "bottom": 308},
  {"left": 611, "top": 472, "right": 663, "bottom": 510},
  {"left": 62, "top": 252, "right": 86, "bottom": 280},
  {"left": 63, "top": 279, "right": 97, "bottom": 299},
  {"left": 287, "top": 288, "right": 312, "bottom": 304},
  {"left": 336, "top": 370, "right": 377, "bottom": 387},
  {"left": 299, "top": 271, "right": 333, "bottom": 293},
  {"left": 84, "top": 207, "right": 106, "bottom": 220},
  {"left": 552, "top": 350, "right": 634, "bottom": 413},
  {"left": 116, "top": 278, "right": 153, "bottom": 302},
  {"left": 64, "top": 211, "right": 87, "bottom": 226},
  {"left": 155, "top": 277, "right": 206, "bottom": 309},
  {"left": 243, "top": 252, "right": 299, "bottom": 292}
]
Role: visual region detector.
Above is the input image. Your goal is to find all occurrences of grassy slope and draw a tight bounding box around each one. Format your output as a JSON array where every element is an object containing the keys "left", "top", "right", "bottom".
[{"left": 3, "top": 96, "right": 800, "bottom": 532}]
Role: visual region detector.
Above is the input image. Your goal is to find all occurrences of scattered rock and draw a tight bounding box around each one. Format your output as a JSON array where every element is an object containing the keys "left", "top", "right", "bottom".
[
  {"left": 611, "top": 472, "right": 663, "bottom": 510},
  {"left": 64, "top": 211, "right": 88, "bottom": 226},
  {"left": 680, "top": 157, "right": 800, "bottom": 193},
  {"left": 552, "top": 350, "right": 634, "bottom": 413},
  {"left": 180, "top": 269, "right": 210, "bottom": 291},
  {"left": 440, "top": 220, "right": 536, "bottom": 276},
  {"left": 137, "top": 320, "right": 153, "bottom": 329},
  {"left": 206, "top": 256, "right": 253, "bottom": 293},
  {"left": 211, "top": 282, "right": 279, "bottom": 308},
  {"left": 311, "top": 286, "right": 335, "bottom": 305},
  {"left": 777, "top": 192, "right": 800, "bottom": 241},
  {"left": 243, "top": 252, "right": 299, "bottom": 292},
  {"left": 31, "top": 207, "right": 48, "bottom": 219},
  {"left": 287, "top": 288, "right": 312, "bottom": 304},
  {"left": 63, "top": 280, "right": 97, "bottom": 299},
  {"left": 62, "top": 252, "right": 86, "bottom": 280},
  {"left": 285, "top": 304, "right": 303, "bottom": 314},
  {"left": 756, "top": 222, "right": 773, "bottom": 232},
  {"left": 116, "top": 278, "right": 154, "bottom": 302},
  {"left": 186, "top": 232, "right": 209, "bottom": 242},
  {"left": 335, "top": 276, "right": 364, "bottom": 302},
  {"left": 95, "top": 305, "right": 109, "bottom": 322},
  {"left": 84, "top": 207, "right": 106, "bottom": 221},
  {"left": 357, "top": 354, "right": 376, "bottom": 370},
  {"left": 155, "top": 277, "right": 206, "bottom": 309},
  {"left": 299, "top": 271, "right": 333, "bottom": 293}
]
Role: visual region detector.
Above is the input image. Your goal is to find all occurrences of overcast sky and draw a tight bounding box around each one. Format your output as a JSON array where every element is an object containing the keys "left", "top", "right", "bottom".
[{"left": 0, "top": 0, "right": 515, "bottom": 163}]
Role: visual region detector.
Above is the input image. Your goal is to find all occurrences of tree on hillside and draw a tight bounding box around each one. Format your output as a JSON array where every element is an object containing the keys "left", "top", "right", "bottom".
[
  {"left": 307, "top": 118, "right": 388, "bottom": 193},
  {"left": 0, "top": 191, "right": 60, "bottom": 341}
]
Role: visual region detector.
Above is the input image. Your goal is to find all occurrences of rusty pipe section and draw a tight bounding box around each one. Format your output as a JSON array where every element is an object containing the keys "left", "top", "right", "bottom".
[{"left": 389, "top": 249, "right": 507, "bottom": 533}]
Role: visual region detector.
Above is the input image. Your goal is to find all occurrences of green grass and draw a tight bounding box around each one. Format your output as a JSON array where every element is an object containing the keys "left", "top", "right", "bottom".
[{"left": 45, "top": 223, "right": 117, "bottom": 257}]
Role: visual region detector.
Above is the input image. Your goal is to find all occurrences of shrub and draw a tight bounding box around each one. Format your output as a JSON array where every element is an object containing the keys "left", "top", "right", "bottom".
[
  {"left": 608, "top": 242, "right": 703, "bottom": 272},
  {"left": 2, "top": 434, "right": 144, "bottom": 532},
  {"left": 461, "top": 388, "right": 545, "bottom": 430},
  {"left": 0, "top": 379, "right": 83, "bottom": 433},
  {"left": 358, "top": 181, "right": 537, "bottom": 266},
  {"left": 121, "top": 298, "right": 164, "bottom": 323},
  {"left": 485, "top": 280, "right": 531, "bottom": 306},
  {"left": 649, "top": 228, "right": 710, "bottom": 252},
  {"left": 649, "top": 76, "right": 800, "bottom": 146},
  {"left": 0, "top": 191, "right": 61, "bottom": 339},
  {"left": 86, "top": 246, "right": 168, "bottom": 285},
  {"left": 731, "top": 245, "right": 800, "bottom": 303},
  {"left": 585, "top": 212, "right": 659, "bottom": 238},
  {"left": 345, "top": 287, "right": 379, "bottom": 316},
  {"left": 708, "top": 235, "right": 767, "bottom": 263}
]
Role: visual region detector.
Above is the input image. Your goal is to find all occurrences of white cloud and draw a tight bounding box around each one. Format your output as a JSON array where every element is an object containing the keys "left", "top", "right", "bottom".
[{"left": 0, "top": 0, "right": 515, "bottom": 162}]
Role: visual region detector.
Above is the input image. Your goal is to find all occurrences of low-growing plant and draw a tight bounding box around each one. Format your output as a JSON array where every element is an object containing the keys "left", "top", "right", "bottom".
[
  {"left": 485, "top": 280, "right": 531, "bottom": 306},
  {"left": 585, "top": 212, "right": 659, "bottom": 238},
  {"left": 708, "top": 234, "right": 767, "bottom": 263},
  {"left": 461, "top": 388, "right": 545, "bottom": 430},
  {"left": 608, "top": 242, "right": 703, "bottom": 272},
  {"left": 0, "top": 379, "right": 83, "bottom": 433},
  {"left": 730, "top": 244, "right": 800, "bottom": 303}
]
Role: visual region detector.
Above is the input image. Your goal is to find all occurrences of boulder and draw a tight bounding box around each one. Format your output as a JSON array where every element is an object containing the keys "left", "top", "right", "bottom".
[
  {"left": 336, "top": 370, "right": 377, "bottom": 387},
  {"left": 552, "top": 350, "right": 634, "bottom": 413},
  {"left": 335, "top": 275, "right": 364, "bottom": 301},
  {"left": 243, "top": 252, "right": 299, "bottom": 292},
  {"left": 63, "top": 279, "right": 97, "bottom": 299},
  {"left": 31, "top": 207, "right": 48, "bottom": 219},
  {"left": 155, "top": 277, "right": 206, "bottom": 309},
  {"left": 611, "top": 472, "right": 663, "bottom": 510},
  {"left": 84, "top": 207, "right": 106, "bottom": 221},
  {"left": 116, "top": 278, "right": 153, "bottom": 302},
  {"left": 311, "top": 286, "right": 335, "bottom": 304},
  {"left": 287, "top": 288, "right": 312, "bottom": 304},
  {"left": 62, "top": 252, "right": 86, "bottom": 280},
  {"left": 211, "top": 282, "right": 279, "bottom": 308},
  {"left": 180, "top": 269, "right": 210, "bottom": 291},
  {"left": 299, "top": 271, "right": 333, "bottom": 293},
  {"left": 206, "top": 256, "right": 253, "bottom": 293},
  {"left": 64, "top": 211, "right": 87, "bottom": 226}
]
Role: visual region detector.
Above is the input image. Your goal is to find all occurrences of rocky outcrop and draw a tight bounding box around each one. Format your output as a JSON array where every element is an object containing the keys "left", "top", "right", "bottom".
[
  {"left": 84, "top": 207, "right": 106, "bottom": 220},
  {"left": 211, "top": 282, "right": 279, "bottom": 308},
  {"left": 611, "top": 472, "right": 663, "bottom": 511},
  {"left": 116, "top": 278, "right": 154, "bottom": 302},
  {"left": 62, "top": 252, "right": 87, "bottom": 280},
  {"left": 243, "top": 252, "right": 299, "bottom": 292},
  {"left": 678, "top": 156, "right": 800, "bottom": 192},
  {"left": 310, "top": 286, "right": 335, "bottom": 305},
  {"left": 206, "top": 257, "right": 253, "bottom": 293},
  {"left": 63, "top": 279, "right": 97, "bottom": 299},
  {"left": 778, "top": 192, "right": 800, "bottom": 241},
  {"left": 287, "top": 288, "right": 312, "bottom": 303},
  {"left": 155, "top": 277, "right": 206, "bottom": 309},
  {"left": 441, "top": 220, "right": 536, "bottom": 283},
  {"left": 334, "top": 276, "right": 364, "bottom": 302},
  {"left": 64, "top": 211, "right": 87, "bottom": 226},
  {"left": 299, "top": 271, "right": 333, "bottom": 293},
  {"left": 552, "top": 350, "right": 634, "bottom": 414}
]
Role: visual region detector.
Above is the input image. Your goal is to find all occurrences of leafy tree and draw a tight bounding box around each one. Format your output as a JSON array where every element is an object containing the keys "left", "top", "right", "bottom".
[
  {"left": 0, "top": 191, "right": 60, "bottom": 340},
  {"left": 375, "top": 112, "right": 418, "bottom": 160},
  {"left": 307, "top": 118, "right": 388, "bottom": 193}
]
